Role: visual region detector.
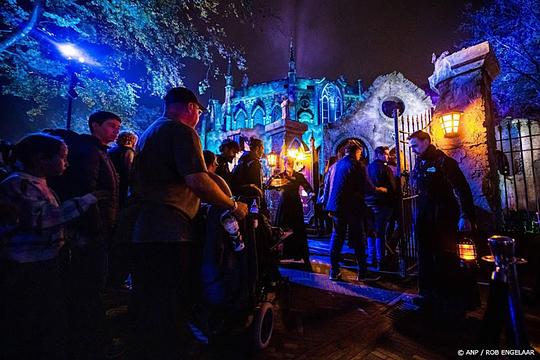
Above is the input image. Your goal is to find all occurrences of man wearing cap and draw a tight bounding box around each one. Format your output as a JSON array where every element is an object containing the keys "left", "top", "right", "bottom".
[{"left": 131, "top": 87, "right": 247, "bottom": 359}]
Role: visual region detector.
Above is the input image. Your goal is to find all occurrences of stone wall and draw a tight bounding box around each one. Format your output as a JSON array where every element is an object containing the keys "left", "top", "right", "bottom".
[
  {"left": 429, "top": 42, "right": 501, "bottom": 231},
  {"left": 323, "top": 72, "right": 432, "bottom": 162}
]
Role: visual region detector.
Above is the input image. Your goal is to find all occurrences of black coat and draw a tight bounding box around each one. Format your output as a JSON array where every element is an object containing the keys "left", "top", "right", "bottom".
[
  {"left": 273, "top": 170, "right": 313, "bottom": 259},
  {"left": 215, "top": 155, "right": 232, "bottom": 185},
  {"left": 365, "top": 159, "right": 397, "bottom": 208},
  {"left": 108, "top": 145, "right": 135, "bottom": 208},
  {"left": 412, "top": 144, "right": 475, "bottom": 234},
  {"left": 274, "top": 171, "right": 313, "bottom": 228},
  {"left": 411, "top": 144, "right": 478, "bottom": 312},
  {"left": 50, "top": 134, "right": 119, "bottom": 242},
  {"left": 230, "top": 151, "right": 263, "bottom": 197},
  {"left": 325, "top": 155, "right": 375, "bottom": 216}
]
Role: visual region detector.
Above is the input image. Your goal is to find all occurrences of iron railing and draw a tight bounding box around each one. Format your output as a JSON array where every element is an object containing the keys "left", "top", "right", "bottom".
[{"left": 496, "top": 118, "right": 540, "bottom": 233}]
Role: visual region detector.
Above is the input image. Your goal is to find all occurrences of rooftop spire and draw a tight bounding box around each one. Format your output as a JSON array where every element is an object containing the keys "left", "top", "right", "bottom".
[
  {"left": 288, "top": 38, "right": 296, "bottom": 73},
  {"left": 225, "top": 56, "right": 233, "bottom": 87}
]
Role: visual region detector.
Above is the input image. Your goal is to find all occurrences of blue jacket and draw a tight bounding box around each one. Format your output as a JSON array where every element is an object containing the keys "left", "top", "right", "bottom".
[{"left": 325, "top": 155, "right": 375, "bottom": 215}]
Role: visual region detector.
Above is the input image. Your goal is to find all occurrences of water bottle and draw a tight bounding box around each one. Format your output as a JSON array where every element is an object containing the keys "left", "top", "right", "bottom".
[
  {"left": 250, "top": 199, "right": 259, "bottom": 228},
  {"left": 220, "top": 211, "right": 245, "bottom": 252}
]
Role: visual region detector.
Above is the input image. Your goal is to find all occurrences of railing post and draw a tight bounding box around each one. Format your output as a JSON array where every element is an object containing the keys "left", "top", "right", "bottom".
[{"left": 481, "top": 235, "right": 530, "bottom": 348}]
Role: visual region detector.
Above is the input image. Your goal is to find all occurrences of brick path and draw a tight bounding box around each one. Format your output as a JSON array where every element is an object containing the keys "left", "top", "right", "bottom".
[{"left": 104, "top": 237, "right": 540, "bottom": 359}]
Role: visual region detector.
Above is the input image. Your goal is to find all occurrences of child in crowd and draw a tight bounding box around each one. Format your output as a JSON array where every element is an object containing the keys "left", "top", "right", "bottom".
[{"left": 0, "top": 133, "right": 102, "bottom": 359}]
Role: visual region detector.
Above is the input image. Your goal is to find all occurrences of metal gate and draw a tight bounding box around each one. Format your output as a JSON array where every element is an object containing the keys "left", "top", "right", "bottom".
[
  {"left": 496, "top": 118, "right": 540, "bottom": 233},
  {"left": 393, "top": 109, "right": 433, "bottom": 276}
]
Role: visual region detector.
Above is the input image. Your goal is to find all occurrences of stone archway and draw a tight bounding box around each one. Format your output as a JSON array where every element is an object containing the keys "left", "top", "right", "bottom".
[{"left": 335, "top": 137, "right": 370, "bottom": 162}]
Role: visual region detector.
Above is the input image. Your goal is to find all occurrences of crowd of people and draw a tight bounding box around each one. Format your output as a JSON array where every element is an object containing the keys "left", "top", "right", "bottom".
[{"left": 0, "top": 85, "right": 479, "bottom": 359}]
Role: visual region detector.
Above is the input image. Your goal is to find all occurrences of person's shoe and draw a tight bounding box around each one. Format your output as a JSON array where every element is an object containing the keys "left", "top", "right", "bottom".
[
  {"left": 329, "top": 271, "right": 343, "bottom": 281},
  {"left": 356, "top": 272, "right": 380, "bottom": 282}
]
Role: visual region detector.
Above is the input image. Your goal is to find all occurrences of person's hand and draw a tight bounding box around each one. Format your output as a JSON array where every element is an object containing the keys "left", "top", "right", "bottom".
[
  {"left": 91, "top": 190, "right": 112, "bottom": 201},
  {"left": 376, "top": 187, "right": 388, "bottom": 193},
  {"left": 458, "top": 217, "right": 472, "bottom": 232},
  {"left": 231, "top": 201, "right": 248, "bottom": 220}
]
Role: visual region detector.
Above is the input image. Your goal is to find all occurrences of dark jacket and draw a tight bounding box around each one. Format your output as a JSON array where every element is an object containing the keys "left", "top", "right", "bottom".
[
  {"left": 230, "top": 151, "right": 263, "bottom": 197},
  {"left": 50, "top": 134, "right": 119, "bottom": 243},
  {"left": 215, "top": 155, "right": 232, "bottom": 185},
  {"left": 108, "top": 145, "right": 135, "bottom": 208},
  {"left": 325, "top": 155, "right": 375, "bottom": 216},
  {"left": 365, "top": 159, "right": 397, "bottom": 207},
  {"left": 412, "top": 144, "right": 475, "bottom": 224}
]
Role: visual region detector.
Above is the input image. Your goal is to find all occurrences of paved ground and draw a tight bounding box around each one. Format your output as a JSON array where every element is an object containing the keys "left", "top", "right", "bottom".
[{"left": 105, "top": 236, "right": 540, "bottom": 359}]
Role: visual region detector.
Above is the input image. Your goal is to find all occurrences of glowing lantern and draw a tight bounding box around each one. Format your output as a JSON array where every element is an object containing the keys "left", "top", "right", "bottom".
[
  {"left": 457, "top": 237, "right": 477, "bottom": 266},
  {"left": 440, "top": 111, "right": 462, "bottom": 138},
  {"left": 267, "top": 152, "right": 278, "bottom": 168}
]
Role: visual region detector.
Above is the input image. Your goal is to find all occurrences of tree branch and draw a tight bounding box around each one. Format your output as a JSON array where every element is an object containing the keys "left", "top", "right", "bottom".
[{"left": 0, "top": 0, "right": 44, "bottom": 53}]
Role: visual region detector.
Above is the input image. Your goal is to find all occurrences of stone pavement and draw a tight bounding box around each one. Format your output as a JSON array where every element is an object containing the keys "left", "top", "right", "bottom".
[{"left": 104, "top": 236, "right": 540, "bottom": 359}]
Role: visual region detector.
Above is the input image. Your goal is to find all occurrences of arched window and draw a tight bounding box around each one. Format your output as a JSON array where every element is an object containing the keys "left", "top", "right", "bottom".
[
  {"left": 271, "top": 105, "right": 281, "bottom": 123},
  {"left": 234, "top": 109, "right": 247, "bottom": 129},
  {"left": 335, "top": 96, "right": 342, "bottom": 119},
  {"left": 320, "top": 83, "right": 343, "bottom": 124},
  {"left": 252, "top": 106, "right": 265, "bottom": 127}
]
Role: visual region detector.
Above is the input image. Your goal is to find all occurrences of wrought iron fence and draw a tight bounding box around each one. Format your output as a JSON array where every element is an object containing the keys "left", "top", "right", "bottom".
[
  {"left": 496, "top": 118, "right": 540, "bottom": 233},
  {"left": 394, "top": 109, "right": 433, "bottom": 276}
]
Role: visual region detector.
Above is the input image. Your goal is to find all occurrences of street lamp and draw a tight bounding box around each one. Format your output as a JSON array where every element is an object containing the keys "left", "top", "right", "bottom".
[
  {"left": 440, "top": 111, "right": 462, "bottom": 138},
  {"left": 55, "top": 43, "right": 86, "bottom": 130}
]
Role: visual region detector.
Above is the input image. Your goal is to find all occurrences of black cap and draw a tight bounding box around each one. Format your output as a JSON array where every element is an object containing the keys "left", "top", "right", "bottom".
[{"left": 164, "top": 87, "right": 206, "bottom": 111}]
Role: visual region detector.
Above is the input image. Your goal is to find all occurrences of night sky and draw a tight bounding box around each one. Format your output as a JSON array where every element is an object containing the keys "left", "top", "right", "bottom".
[
  {"left": 1, "top": 0, "right": 484, "bottom": 140},
  {"left": 185, "top": 0, "right": 481, "bottom": 100}
]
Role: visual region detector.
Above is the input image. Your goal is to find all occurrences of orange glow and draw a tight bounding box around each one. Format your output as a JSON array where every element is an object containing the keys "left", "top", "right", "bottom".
[
  {"left": 440, "top": 112, "right": 462, "bottom": 138},
  {"left": 267, "top": 152, "right": 278, "bottom": 167},
  {"left": 457, "top": 239, "right": 477, "bottom": 261}
]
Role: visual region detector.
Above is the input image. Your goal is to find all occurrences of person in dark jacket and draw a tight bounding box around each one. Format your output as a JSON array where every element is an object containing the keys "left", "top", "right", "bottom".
[
  {"left": 108, "top": 131, "right": 137, "bottom": 290},
  {"left": 270, "top": 156, "right": 314, "bottom": 269},
  {"left": 50, "top": 111, "right": 121, "bottom": 359},
  {"left": 215, "top": 139, "right": 240, "bottom": 185},
  {"left": 409, "top": 130, "right": 478, "bottom": 319},
  {"left": 316, "top": 156, "right": 338, "bottom": 235},
  {"left": 365, "top": 146, "right": 397, "bottom": 270},
  {"left": 326, "top": 142, "right": 386, "bottom": 282},
  {"left": 108, "top": 131, "right": 137, "bottom": 209},
  {"left": 230, "top": 137, "right": 265, "bottom": 198}
]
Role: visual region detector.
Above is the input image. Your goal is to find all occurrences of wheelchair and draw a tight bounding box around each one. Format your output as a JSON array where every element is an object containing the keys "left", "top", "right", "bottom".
[{"left": 191, "top": 195, "right": 289, "bottom": 350}]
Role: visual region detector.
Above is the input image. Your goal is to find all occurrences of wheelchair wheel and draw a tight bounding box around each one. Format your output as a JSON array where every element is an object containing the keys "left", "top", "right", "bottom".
[{"left": 252, "top": 301, "right": 274, "bottom": 350}]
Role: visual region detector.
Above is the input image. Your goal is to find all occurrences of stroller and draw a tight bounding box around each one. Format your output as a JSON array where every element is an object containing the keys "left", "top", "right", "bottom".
[{"left": 191, "top": 196, "right": 288, "bottom": 350}]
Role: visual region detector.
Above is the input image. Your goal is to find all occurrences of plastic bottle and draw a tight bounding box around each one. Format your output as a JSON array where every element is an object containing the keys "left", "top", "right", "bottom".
[{"left": 250, "top": 199, "right": 259, "bottom": 228}]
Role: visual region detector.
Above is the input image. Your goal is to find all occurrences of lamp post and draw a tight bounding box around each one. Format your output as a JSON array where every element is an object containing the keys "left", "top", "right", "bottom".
[
  {"left": 440, "top": 111, "right": 462, "bottom": 138},
  {"left": 56, "top": 43, "right": 86, "bottom": 130}
]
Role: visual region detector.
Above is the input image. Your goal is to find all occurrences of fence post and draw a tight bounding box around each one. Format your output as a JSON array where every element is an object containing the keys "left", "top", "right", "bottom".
[{"left": 481, "top": 235, "right": 530, "bottom": 348}]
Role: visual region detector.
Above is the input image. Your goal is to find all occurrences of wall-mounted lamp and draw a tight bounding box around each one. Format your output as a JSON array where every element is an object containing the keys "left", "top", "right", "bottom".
[
  {"left": 267, "top": 152, "right": 278, "bottom": 168},
  {"left": 440, "top": 111, "right": 462, "bottom": 138}
]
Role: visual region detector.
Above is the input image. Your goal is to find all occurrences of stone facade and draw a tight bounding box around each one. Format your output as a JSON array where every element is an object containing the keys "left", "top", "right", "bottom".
[
  {"left": 429, "top": 41, "right": 501, "bottom": 231},
  {"left": 324, "top": 72, "right": 433, "bottom": 161},
  {"left": 202, "top": 44, "right": 432, "bottom": 176}
]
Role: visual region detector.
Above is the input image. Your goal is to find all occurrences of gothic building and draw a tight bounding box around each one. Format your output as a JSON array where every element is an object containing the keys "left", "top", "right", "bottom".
[{"left": 201, "top": 42, "right": 433, "bottom": 176}]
